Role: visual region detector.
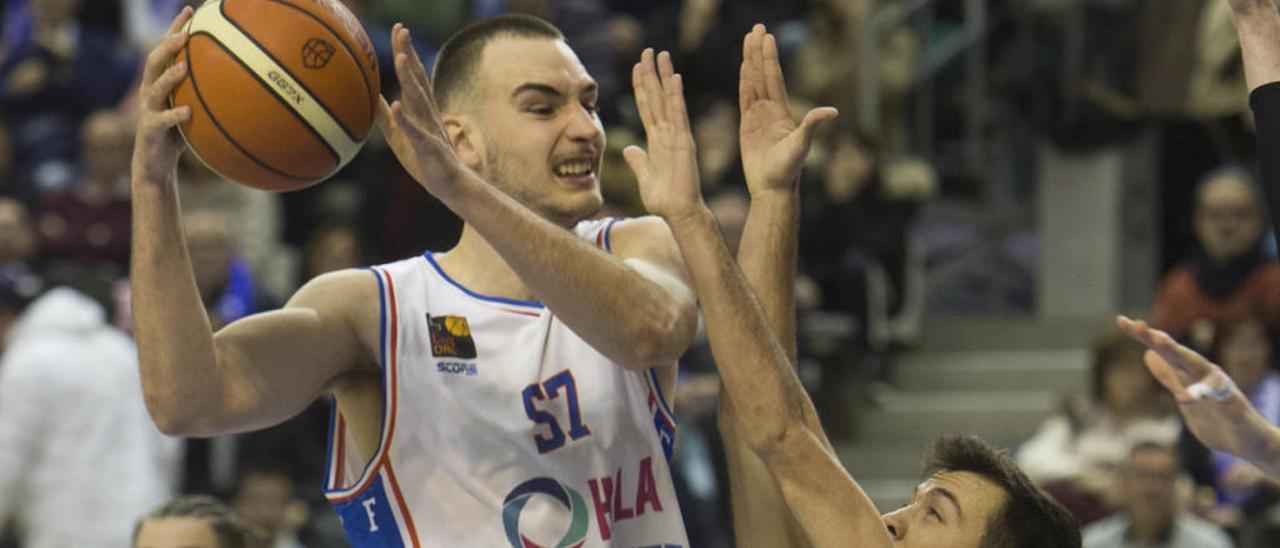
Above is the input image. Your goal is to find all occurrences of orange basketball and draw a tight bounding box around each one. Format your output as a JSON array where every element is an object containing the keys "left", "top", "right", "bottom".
[{"left": 170, "top": 0, "right": 380, "bottom": 191}]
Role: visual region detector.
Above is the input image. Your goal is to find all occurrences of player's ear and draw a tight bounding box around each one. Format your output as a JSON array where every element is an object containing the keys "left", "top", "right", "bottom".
[{"left": 442, "top": 114, "right": 482, "bottom": 170}]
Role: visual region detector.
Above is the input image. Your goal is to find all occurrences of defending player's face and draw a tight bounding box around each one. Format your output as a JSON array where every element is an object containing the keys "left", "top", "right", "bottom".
[
  {"left": 880, "top": 471, "right": 1009, "bottom": 547},
  {"left": 471, "top": 36, "right": 605, "bottom": 226},
  {"left": 133, "top": 517, "right": 221, "bottom": 548}
]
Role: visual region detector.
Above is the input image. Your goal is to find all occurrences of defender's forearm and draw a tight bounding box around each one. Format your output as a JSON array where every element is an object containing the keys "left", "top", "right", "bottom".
[
  {"left": 737, "top": 190, "right": 800, "bottom": 357},
  {"left": 668, "top": 209, "right": 804, "bottom": 449},
  {"left": 736, "top": 189, "right": 829, "bottom": 448}
]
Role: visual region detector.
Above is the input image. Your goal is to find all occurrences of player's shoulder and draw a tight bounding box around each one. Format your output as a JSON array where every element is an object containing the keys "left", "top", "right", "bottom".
[
  {"left": 287, "top": 268, "right": 381, "bottom": 316},
  {"left": 600, "top": 215, "right": 679, "bottom": 258}
]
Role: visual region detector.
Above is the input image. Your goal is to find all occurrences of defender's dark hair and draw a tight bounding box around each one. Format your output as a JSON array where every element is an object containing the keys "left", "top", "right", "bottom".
[
  {"left": 925, "top": 435, "right": 1081, "bottom": 548},
  {"left": 432, "top": 14, "right": 563, "bottom": 111},
  {"left": 133, "top": 495, "right": 256, "bottom": 548}
]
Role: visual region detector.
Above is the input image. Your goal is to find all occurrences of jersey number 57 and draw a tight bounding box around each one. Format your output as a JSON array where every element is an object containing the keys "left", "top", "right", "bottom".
[{"left": 522, "top": 369, "right": 592, "bottom": 453}]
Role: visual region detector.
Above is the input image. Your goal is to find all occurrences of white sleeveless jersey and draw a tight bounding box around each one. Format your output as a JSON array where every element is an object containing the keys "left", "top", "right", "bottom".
[{"left": 322, "top": 218, "right": 688, "bottom": 547}]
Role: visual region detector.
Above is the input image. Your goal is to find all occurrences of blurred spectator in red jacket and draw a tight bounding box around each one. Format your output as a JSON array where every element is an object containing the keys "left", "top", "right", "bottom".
[
  {"left": 1150, "top": 166, "right": 1280, "bottom": 351},
  {"left": 34, "top": 109, "right": 132, "bottom": 276}
]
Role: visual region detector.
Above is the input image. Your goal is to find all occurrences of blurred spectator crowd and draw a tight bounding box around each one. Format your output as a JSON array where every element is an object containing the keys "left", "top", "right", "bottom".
[{"left": 2, "top": 0, "right": 1280, "bottom": 546}]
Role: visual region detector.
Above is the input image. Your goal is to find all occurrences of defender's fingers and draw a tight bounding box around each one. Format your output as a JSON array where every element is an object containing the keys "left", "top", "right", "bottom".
[
  {"left": 1143, "top": 351, "right": 1195, "bottom": 403},
  {"left": 748, "top": 25, "right": 768, "bottom": 103},
  {"left": 622, "top": 145, "right": 651, "bottom": 182},
  {"left": 639, "top": 49, "right": 667, "bottom": 126},
  {"left": 632, "top": 63, "right": 657, "bottom": 131},
  {"left": 796, "top": 107, "right": 839, "bottom": 143},
  {"left": 657, "top": 50, "right": 676, "bottom": 82},
  {"left": 1147, "top": 326, "right": 1215, "bottom": 380},
  {"left": 665, "top": 73, "right": 692, "bottom": 134},
  {"left": 762, "top": 33, "right": 789, "bottom": 103},
  {"left": 739, "top": 31, "right": 757, "bottom": 110}
]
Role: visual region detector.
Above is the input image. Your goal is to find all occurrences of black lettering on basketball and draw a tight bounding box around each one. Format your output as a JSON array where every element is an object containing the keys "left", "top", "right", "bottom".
[{"left": 267, "top": 70, "right": 305, "bottom": 105}]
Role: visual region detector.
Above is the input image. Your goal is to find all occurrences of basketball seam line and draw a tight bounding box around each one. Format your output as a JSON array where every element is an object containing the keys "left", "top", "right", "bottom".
[
  {"left": 216, "top": 0, "right": 350, "bottom": 151},
  {"left": 200, "top": 0, "right": 350, "bottom": 168},
  {"left": 190, "top": 31, "right": 333, "bottom": 181},
  {"left": 258, "top": 0, "right": 375, "bottom": 136}
]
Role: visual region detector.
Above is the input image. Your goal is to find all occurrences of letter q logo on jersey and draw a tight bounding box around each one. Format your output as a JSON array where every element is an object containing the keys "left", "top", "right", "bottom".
[{"left": 502, "top": 477, "right": 590, "bottom": 548}]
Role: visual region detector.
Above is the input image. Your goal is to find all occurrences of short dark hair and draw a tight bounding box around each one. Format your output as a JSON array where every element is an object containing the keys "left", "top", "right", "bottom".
[
  {"left": 134, "top": 495, "right": 256, "bottom": 548},
  {"left": 925, "top": 435, "right": 1081, "bottom": 548},
  {"left": 432, "top": 14, "right": 563, "bottom": 111}
]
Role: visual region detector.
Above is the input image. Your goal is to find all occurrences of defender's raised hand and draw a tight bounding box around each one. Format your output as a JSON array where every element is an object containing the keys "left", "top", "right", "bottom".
[
  {"left": 133, "top": 6, "right": 193, "bottom": 185},
  {"left": 738, "top": 24, "right": 838, "bottom": 196},
  {"left": 376, "top": 24, "right": 467, "bottom": 197},
  {"left": 1116, "top": 315, "right": 1280, "bottom": 475},
  {"left": 625, "top": 49, "right": 704, "bottom": 223}
]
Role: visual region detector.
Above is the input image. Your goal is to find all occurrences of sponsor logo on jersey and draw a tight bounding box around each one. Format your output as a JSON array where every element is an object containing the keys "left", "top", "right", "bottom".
[
  {"left": 437, "top": 361, "right": 478, "bottom": 376},
  {"left": 427, "top": 314, "right": 477, "bottom": 359},
  {"left": 502, "top": 457, "right": 677, "bottom": 546},
  {"left": 502, "top": 477, "right": 589, "bottom": 548}
]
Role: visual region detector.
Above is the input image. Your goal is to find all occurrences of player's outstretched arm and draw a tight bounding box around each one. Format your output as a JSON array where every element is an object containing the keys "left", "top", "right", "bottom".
[
  {"left": 131, "top": 9, "right": 372, "bottom": 437},
  {"left": 1117, "top": 316, "right": 1280, "bottom": 479},
  {"left": 377, "top": 25, "right": 697, "bottom": 375},
  {"left": 720, "top": 24, "right": 839, "bottom": 548},
  {"left": 629, "top": 48, "right": 891, "bottom": 548}
]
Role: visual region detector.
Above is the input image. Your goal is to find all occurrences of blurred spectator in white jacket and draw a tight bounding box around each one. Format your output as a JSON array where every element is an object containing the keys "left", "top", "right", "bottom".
[{"left": 0, "top": 267, "right": 180, "bottom": 548}]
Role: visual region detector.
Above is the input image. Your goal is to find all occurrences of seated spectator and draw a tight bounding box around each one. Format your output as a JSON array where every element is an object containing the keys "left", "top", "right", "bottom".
[
  {"left": 1180, "top": 316, "right": 1280, "bottom": 525},
  {"left": 0, "top": 267, "right": 180, "bottom": 547},
  {"left": 1019, "top": 328, "right": 1180, "bottom": 525},
  {"left": 184, "top": 210, "right": 279, "bottom": 331},
  {"left": 799, "top": 123, "right": 934, "bottom": 412},
  {"left": 133, "top": 495, "right": 255, "bottom": 548},
  {"left": 1151, "top": 167, "right": 1280, "bottom": 351},
  {"left": 36, "top": 109, "right": 133, "bottom": 274},
  {"left": 178, "top": 152, "right": 293, "bottom": 299},
  {"left": 1084, "top": 442, "right": 1233, "bottom": 548},
  {"left": 0, "top": 198, "right": 34, "bottom": 265},
  {"left": 231, "top": 463, "right": 308, "bottom": 548},
  {"left": 299, "top": 223, "right": 365, "bottom": 284},
  {"left": 0, "top": 0, "right": 140, "bottom": 192}
]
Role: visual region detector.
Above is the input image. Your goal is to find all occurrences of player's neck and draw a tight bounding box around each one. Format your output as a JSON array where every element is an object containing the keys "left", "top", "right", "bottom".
[{"left": 436, "top": 225, "right": 536, "bottom": 302}]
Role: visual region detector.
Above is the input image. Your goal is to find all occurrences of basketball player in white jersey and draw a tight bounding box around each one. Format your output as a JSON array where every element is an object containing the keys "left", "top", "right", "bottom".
[
  {"left": 637, "top": 25, "right": 1081, "bottom": 547},
  {"left": 131, "top": 7, "right": 704, "bottom": 546}
]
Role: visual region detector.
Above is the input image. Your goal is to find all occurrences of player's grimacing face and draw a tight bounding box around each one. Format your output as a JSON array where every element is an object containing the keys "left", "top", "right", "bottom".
[
  {"left": 880, "top": 471, "right": 1009, "bottom": 548},
  {"left": 471, "top": 37, "right": 605, "bottom": 226}
]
